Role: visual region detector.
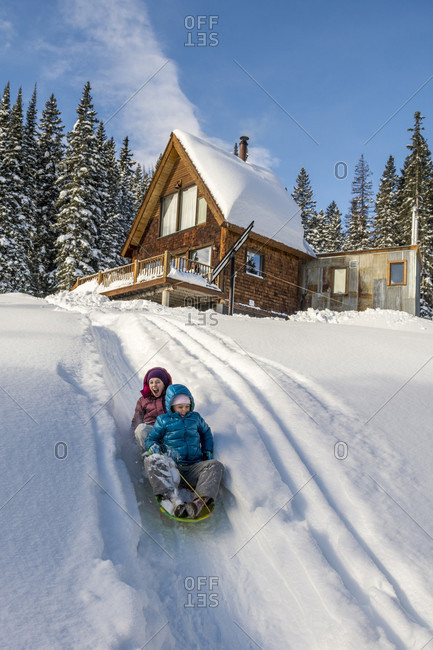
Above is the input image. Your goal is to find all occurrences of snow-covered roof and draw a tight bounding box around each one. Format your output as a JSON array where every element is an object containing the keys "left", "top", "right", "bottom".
[{"left": 173, "top": 130, "right": 314, "bottom": 257}]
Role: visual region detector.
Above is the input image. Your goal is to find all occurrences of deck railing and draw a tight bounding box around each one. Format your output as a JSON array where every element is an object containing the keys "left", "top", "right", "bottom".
[
  {"left": 170, "top": 255, "right": 213, "bottom": 283},
  {"left": 73, "top": 252, "right": 214, "bottom": 292}
]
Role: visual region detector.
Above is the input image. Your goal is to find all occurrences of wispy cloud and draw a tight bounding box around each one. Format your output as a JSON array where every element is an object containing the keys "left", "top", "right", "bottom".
[
  {"left": 54, "top": 0, "right": 201, "bottom": 165},
  {"left": 30, "top": 0, "right": 276, "bottom": 174},
  {"left": 0, "top": 18, "right": 14, "bottom": 50}
]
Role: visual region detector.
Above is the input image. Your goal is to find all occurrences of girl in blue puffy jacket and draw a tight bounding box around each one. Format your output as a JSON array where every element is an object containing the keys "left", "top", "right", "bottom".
[{"left": 144, "top": 384, "right": 224, "bottom": 518}]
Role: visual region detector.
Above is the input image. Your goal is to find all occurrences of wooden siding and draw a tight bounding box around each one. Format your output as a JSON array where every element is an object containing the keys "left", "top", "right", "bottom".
[
  {"left": 135, "top": 156, "right": 221, "bottom": 268},
  {"left": 302, "top": 247, "right": 421, "bottom": 316},
  {"left": 220, "top": 230, "right": 300, "bottom": 316}
]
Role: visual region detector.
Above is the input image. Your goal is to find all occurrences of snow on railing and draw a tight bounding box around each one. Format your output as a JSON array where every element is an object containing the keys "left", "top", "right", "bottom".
[
  {"left": 100, "top": 262, "right": 135, "bottom": 288},
  {"left": 74, "top": 272, "right": 100, "bottom": 288},
  {"left": 136, "top": 256, "right": 165, "bottom": 282},
  {"left": 72, "top": 252, "right": 215, "bottom": 293},
  {"left": 170, "top": 256, "right": 212, "bottom": 283}
]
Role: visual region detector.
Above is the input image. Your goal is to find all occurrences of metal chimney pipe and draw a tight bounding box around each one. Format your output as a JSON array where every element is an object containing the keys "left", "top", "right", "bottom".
[
  {"left": 239, "top": 136, "right": 249, "bottom": 161},
  {"left": 411, "top": 204, "right": 419, "bottom": 245}
]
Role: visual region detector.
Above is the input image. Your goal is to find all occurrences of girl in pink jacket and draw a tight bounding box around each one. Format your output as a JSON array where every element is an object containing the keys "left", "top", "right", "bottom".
[{"left": 131, "top": 367, "right": 172, "bottom": 448}]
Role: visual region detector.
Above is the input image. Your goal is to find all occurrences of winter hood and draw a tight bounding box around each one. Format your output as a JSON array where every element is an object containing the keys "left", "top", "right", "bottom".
[{"left": 165, "top": 384, "right": 195, "bottom": 413}]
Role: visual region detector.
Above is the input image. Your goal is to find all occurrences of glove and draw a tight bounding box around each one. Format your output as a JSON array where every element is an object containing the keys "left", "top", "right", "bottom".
[
  {"left": 203, "top": 450, "right": 213, "bottom": 460},
  {"left": 147, "top": 443, "right": 161, "bottom": 456}
]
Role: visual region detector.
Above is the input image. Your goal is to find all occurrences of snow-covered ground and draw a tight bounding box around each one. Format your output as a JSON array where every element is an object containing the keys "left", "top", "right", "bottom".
[{"left": 1, "top": 290, "right": 433, "bottom": 650}]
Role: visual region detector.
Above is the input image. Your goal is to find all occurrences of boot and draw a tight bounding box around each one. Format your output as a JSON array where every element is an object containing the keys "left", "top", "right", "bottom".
[
  {"left": 174, "top": 502, "right": 187, "bottom": 518},
  {"left": 185, "top": 497, "right": 212, "bottom": 519}
]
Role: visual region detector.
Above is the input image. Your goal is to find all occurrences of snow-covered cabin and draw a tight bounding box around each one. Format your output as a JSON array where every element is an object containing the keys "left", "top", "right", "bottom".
[
  {"left": 118, "top": 130, "right": 313, "bottom": 316},
  {"left": 72, "top": 130, "right": 421, "bottom": 318}
]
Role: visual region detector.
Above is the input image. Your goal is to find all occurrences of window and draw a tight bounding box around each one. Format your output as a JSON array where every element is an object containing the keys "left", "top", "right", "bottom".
[
  {"left": 179, "top": 185, "right": 197, "bottom": 230},
  {"left": 189, "top": 246, "right": 211, "bottom": 266},
  {"left": 160, "top": 193, "right": 178, "bottom": 237},
  {"left": 332, "top": 267, "right": 348, "bottom": 294},
  {"left": 388, "top": 261, "right": 407, "bottom": 286},
  {"left": 246, "top": 250, "right": 264, "bottom": 278},
  {"left": 160, "top": 185, "right": 207, "bottom": 236},
  {"left": 197, "top": 197, "right": 207, "bottom": 224}
]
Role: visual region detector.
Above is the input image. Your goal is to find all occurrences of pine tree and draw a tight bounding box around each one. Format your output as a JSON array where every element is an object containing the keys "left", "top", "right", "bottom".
[
  {"left": 321, "top": 201, "right": 343, "bottom": 252},
  {"left": 97, "top": 129, "right": 127, "bottom": 269},
  {"left": 54, "top": 82, "right": 102, "bottom": 290},
  {"left": 35, "top": 93, "right": 65, "bottom": 294},
  {"left": 0, "top": 82, "right": 10, "bottom": 186},
  {"left": 344, "top": 154, "right": 374, "bottom": 250},
  {"left": 372, "top": 155, "right": 399, "bottom": 248},
  {"left": 0, "top": 84, "right": 11, "bottom": 220},
  {"left": 22, "top": 85, "right": 39, "bottom": 293},
  {"left": 292, "top": 168, "right": 317, "bottom": 247},
  {"left": 0, "top": 83, "right": 11, "bottom": 291},
  {"left": 118, "top": 136, "right": 137, "bottom": 245},
  {"left": 397, "top": 112, "right": 433, "bottom": 317},
  {"left": 131, "top": 163, "right": 150, "bottom": 214},
  {"left": 0, "top": 88, "right": 33, "bottom": 292},
  {"left": 307, "top": 209, "right": 324, "bottom": 252}
]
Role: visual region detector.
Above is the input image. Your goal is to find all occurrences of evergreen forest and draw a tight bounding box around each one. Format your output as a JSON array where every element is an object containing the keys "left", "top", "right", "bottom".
[
  {"left": 0, "top": 81, "right": 432, "bottom": 317},
  {"left": 0, "top": 82, "right": 152, "bottom": 295},
  {"left": 292, "top": 112, "right": 433, "bottom": 318}
]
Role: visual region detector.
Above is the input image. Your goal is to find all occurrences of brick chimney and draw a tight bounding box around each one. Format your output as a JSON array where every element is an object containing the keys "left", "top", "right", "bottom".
[{"left": 239, "top": 136, "right": 249, "bottom": 161}]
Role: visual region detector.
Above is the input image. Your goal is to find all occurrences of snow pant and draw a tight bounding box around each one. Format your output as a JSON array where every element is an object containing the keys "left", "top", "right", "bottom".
[
  {"left": 143, "top": 454, "right": 224, "bottom": 502},
  {"left": 134, "top": 423, "right": 153, "bottom": 449}
]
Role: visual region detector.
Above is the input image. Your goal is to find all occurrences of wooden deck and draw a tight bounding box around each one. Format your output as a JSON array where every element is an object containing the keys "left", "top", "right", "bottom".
[{"left": 72, "top": 252, "right": 224, "bottom": 307}]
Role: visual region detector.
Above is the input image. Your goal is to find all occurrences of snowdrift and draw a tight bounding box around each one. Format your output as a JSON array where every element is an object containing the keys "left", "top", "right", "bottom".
[{"left": 1, "top": 290, "right": 433, "bottom": 649}]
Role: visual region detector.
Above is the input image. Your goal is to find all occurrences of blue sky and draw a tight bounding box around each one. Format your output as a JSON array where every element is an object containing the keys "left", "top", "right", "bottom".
[{"left": 1, "top": 0, "right": 433, "bottom": 222}]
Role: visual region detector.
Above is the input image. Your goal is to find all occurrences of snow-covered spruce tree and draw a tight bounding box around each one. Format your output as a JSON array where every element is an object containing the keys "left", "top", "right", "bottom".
[
  {"left": 372, "top": 155, "right": 399, "bottom": 249},
  {"left": 97, "top": 127, "right": 126, "bottom": 269},
  {"left": 0, "top": 88, "right": 33, "bottom": 293},
  {"left": 321, "top": 201, "right": 344, "bottom": 252},
  {"left": 118, "top": 136, "right": 137, "bottom": 245},
  {"left": 307, "top": 209, "right": 325, "bottom": 252},
  {"left": 344, "top": 154, "right": 374, "bottom": 250},
  {"left": 35, "top": 93, "right": 65, "bottom": 295},
  {"left": 0, "top": 83, "right": 11, "bottom": 291},
  {"left": 131, "top": 163, "right": 150, "bottom": 214},
  {"left": 54, "top": 82, "right": 102, "bottom": 290},
  {"left": 291, "top": 167, "right": 318, "bottom": 247},
  {"left": 397, "top": 112, "right": 433, "bottom": 317},
  {"left": 22, "top": 85, "right": 39, "bottom": 294}
]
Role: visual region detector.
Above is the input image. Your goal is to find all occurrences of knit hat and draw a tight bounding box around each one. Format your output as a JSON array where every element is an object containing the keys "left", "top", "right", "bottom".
[
  {"left": 141, "top": 367, "right": 172, "bottom": 399},
  {"left": 147, "top": 368, "right": 170, "bottom": 386},
  {"left": 171, "top": 393, "right": 191, "bottom": 406}
]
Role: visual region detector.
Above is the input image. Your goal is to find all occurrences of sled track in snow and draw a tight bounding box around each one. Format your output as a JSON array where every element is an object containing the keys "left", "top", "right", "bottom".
[
  {"left": 136, "top": 311, "right": 433, "bottom": 647},
  {"left": 87, "top": 317, "right": 270, "bottom": 649},
  {"left": 81, "top": 303, "right": 433, "bottom": 649}
]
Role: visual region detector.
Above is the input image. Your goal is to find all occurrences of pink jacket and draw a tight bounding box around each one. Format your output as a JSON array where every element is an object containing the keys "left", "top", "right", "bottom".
[{"left": 131, "top": 394, "right": 166, "bottom": 427}]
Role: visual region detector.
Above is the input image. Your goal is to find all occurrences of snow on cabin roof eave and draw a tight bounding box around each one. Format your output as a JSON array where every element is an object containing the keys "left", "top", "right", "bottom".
[{"left": 173, "top": 130, "right": 314, "bottom": 258}]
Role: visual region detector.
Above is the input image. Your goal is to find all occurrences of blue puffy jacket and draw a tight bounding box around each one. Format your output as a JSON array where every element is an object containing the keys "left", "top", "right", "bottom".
[{"left": 145, "top": 384, "right": 213, "bottom": 465}]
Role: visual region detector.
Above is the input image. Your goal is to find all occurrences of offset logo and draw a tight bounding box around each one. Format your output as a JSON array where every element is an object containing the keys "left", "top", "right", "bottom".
[
  {"left": 184, "top": 15, "right": 219, "bottom": 47},
  {"left": 184, "top": 576, "right": 219, "bottom": 608}
]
